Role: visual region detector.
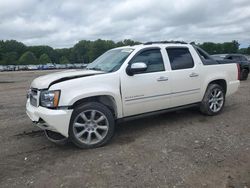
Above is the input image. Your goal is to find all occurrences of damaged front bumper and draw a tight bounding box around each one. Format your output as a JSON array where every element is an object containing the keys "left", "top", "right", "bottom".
[{"left": 26, "top": 99, "right": 73, "bottom": 137}]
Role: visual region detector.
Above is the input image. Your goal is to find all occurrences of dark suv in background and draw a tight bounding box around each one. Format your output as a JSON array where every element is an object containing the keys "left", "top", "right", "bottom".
[{"left": 211, "top": 54, "right": 250, "bottom": 80}]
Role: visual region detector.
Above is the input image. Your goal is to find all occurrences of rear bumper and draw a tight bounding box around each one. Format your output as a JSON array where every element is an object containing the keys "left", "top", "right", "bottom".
[
  {"left": 26, "top": 100, "right": 73, "bottom": 137},
  {"left": 227, "top": 80, "right": 240, "bottom": 96}
]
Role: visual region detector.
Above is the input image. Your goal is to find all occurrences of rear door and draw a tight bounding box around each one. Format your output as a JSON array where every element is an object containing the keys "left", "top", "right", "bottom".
[{"left": 165, "top": 46, "right": 202, "bottom": 107}]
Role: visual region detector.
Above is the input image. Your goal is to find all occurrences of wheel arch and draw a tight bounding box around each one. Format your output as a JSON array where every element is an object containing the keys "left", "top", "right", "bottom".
[
  {"left": 206, "top": 79, "right": 227, "bottom": 94},
  {"left": 70, "top": 95, "right": 119, "bottom": 119}
]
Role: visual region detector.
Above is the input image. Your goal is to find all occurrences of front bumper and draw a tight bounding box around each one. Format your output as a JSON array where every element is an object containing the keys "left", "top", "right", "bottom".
[{"left": 26, "top": 99, "right": 73, "bottom": 137}]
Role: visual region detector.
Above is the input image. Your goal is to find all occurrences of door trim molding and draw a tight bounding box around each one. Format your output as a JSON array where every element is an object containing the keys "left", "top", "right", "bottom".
[{"left": 124, "top": 88, "right": 200, "bottom": 102}]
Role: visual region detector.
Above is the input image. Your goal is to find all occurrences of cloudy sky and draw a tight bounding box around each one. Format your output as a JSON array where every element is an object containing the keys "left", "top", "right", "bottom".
[{"left": 0, "top": 0, "right": 250, "bottom": 48}]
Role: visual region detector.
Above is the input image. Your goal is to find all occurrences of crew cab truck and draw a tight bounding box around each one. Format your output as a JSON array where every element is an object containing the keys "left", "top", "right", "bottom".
[{"left": 26, "top": 42, "right": 240, "bottom": 148}]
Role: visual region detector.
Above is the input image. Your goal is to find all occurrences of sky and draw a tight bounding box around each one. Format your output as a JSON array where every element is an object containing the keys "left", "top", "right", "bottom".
[{"left": 0, "top": 0, "right": 250, "bottom": 48}]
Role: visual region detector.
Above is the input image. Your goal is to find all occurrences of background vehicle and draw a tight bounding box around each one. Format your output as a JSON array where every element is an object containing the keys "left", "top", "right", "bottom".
[
  {"left": 26, "top": 42, "right": 240, "bottom": 149},
  {"left": 211, "top": 54, "right": 250, "bottom": 80},
  {"left": 0, "top": 65, "right": 4, "bottom": 72},
  {"left": 55, "top": 64, "right": 64, "bottom": 69},
  {"left": 46, "top": 63, "right": 56, "bottom": 69},
  {"left": 18, "top": 65, "right": 28, "bottom": 71},
  {"left": 66, "top": 64, "right": 74, "bottom": 69},
  {"left": 27, "top": 65, "right": 38, "bottom": 70},
  {"left": 39, "top": 64, "right": 56, "bottom": 70},
  {"left": 74, "top": 63, "right": 87, "bottom": 69},
  {"left": 59, "top": 64, "right": 67, "bottom": 69},
  {"left": 6, "top": 65, "right": 15, "bottom": 71}
]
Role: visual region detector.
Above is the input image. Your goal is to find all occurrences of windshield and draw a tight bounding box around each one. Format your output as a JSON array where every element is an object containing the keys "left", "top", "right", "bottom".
[{"left": 86, "top": 48, "right": 134, "bottom": 72}]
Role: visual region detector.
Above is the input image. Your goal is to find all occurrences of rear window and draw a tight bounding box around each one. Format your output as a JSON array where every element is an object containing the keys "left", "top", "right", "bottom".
[{"left": 166, "top": 48, "right": 194, "bottom": 70}]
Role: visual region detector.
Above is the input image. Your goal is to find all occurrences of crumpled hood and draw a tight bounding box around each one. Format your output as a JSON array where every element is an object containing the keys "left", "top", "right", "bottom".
[{"left": 31, "top": 69, "right": 104, "bottom": 89}]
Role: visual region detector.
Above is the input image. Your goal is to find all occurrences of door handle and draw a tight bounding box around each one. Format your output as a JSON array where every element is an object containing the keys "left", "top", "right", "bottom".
[
  {"left": 157, "top": 76, "right": 168, "bottom": 81},
  {"left": 189, "top": 72, "right": 199, "bottom": 77}
]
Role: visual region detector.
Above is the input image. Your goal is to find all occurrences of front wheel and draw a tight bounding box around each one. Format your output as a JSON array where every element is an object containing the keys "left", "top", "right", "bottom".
[
  {"left": 69, "top": 102, "right": 115, "bottom": 149},
  {"left": 200, "top": 84, "right": 225, "bottom": 116}
]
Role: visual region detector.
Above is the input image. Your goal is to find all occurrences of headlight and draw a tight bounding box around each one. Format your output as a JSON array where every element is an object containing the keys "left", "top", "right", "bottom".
[{"left": 40, "top": 90, "right": 60, "bottom": 108}]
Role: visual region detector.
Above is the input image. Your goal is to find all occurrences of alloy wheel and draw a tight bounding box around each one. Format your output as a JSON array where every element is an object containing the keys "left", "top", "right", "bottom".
[
  {"left": 72, "top": 110, "right": 109, "bottom": 145},
  {"left": 208, "top": 88, "right": 224, "bottom": 113}
]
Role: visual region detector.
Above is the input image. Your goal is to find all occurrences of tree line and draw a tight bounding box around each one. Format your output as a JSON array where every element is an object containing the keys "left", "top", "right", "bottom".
[
  {"left": 0, "top": 39, "right": 249, "bottom": 65},
  {"left": 195, "top": 40, "right": 250, "bottom": 55}
]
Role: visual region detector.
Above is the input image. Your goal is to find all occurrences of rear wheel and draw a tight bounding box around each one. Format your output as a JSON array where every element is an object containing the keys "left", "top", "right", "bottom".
[
  {"left": 240, "top": 69, "right": 249, "bottom": 80},
  {"left": 69, "top": 102, "right": 115, "bottom": 149},
  {"left": 200, "top": 84, "right": 225, "bottom": 116}
]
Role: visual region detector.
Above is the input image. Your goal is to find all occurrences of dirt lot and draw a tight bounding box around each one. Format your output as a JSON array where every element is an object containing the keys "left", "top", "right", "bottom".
[{"left": 0, "top": 70, "right": 249, "bottom": 188}]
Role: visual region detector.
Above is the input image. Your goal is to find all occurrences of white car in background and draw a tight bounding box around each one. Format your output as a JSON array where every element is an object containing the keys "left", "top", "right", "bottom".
[
  {"left": 27, "top": 65, "right": 38, "bottom": 70},
  {"left": 0, "top": 65, "right": 4, "bottom": 72},
  {"left": 26, "top": 41, "right": 240, "bottom": 149}
]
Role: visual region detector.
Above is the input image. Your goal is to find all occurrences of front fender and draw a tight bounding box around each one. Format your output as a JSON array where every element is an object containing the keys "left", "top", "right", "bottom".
[
  {"left": 49, "top": 72, "right": 123, "bottom": 118},
  {"left": 61, "top": 88, "right": 123, "bottom": 118}
]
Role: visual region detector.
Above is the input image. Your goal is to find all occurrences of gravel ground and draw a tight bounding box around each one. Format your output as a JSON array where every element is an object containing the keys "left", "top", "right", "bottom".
[{"left": 0, "top": 70, "right": 249, "bottom": 188}]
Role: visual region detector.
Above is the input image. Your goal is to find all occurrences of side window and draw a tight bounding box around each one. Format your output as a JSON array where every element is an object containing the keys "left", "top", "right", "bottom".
[
  {"left": 130, "top": 49, "right": 165, "bottom": 73},
  {"left": 231, "top": 56, "right": 241, "bottom": 61},
  {"left": 241, "top": 56, "right": 246, "bottom": 61},
  {"left": 166, "top": 48, "right": 194, "bottom": 70},
  {"left": 235, "top": 56, "right": 241, "bottom": 61},
  {"left": 239, "top": 56, "right": 247, "bottom": 61},
  {"left": 243, "top": 56, "right": 248, "bottom": 61}
]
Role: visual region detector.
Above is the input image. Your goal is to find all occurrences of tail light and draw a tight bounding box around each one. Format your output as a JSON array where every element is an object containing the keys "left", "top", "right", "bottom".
[{"left": 237, "top": 63, "right": 240, "bottom": 80}]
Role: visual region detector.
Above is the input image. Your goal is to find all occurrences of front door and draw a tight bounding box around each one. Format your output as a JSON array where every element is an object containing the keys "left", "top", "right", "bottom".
[{"left": 120, "top": 48, "right": 171, "bottom": 117}]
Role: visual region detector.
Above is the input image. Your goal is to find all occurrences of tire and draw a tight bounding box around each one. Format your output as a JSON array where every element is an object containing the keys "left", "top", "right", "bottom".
[
  {"left": 69, "top": 102, "right": 115, "bottom": 149},
  {"left": 240, "top": 69, "right": 249, "bottom": 81},
  {"left": 200, "top": 84, "right": 225, "bottom": 116}
]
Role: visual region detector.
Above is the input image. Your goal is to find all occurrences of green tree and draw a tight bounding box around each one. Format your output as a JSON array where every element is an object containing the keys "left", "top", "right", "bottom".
[
  {"left": 199, "top": 40, "right": 240, "bottom": 54},
  {"left": 247, "top": 47, "right": 250, "bottom": 55},
  {"left": 0, "top": 40, "right": 26, "bottom": 65},
  {"left": 56, "top": 48, "right": 72, "bottom": 63},
  {"left": 28, "top": 45, "right": 59, "bottom": 64},
  {"left": 1, "top": 52, "right": 18, "bottom": 65},
  {"left": 86, "top": 39, "right": 118, "bottom": 62},
  {"left": 73, "top": 40, "right": 91, "bottom": 63},
  {"left": 18, "top": 51, "right": 37, "bottom": 65},
  {"left": 0, "top": 39, "right": 247, "bottom": 65},
  {"left": 0, "top": 41, "right": 3, "bottom": 61},
  {"left": 222, "top": 40, "right": 239, "bottom": 53},
  {"left": 116, "top": 39, "right": 140, "bottom": 47},
  {"left": 39, "top": 53, "right": 52, "bottom": 64},
  {"left": 238, "top": 48, "right": 247, "bottom": 54},
  {"left": 1, "top": 40, "right": 27, "bottom": 58},
  {"left": 59, "top": 56, "right": 70, "bottom": 64}
]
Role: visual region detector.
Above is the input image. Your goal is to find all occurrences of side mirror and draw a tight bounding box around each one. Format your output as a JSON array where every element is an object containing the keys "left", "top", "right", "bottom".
[{"left": 126, "top": 62, "right": 147, "bottom": 76}]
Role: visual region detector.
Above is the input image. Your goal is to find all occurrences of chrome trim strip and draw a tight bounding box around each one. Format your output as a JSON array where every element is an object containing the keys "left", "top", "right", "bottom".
[{"left": 125, "top": 88, "right": 200, "bottom": 102}]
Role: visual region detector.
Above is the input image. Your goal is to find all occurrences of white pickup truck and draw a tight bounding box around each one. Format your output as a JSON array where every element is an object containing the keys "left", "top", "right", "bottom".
[{"left": 26, "top": 42, "right": 240, "bottom": 148}]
